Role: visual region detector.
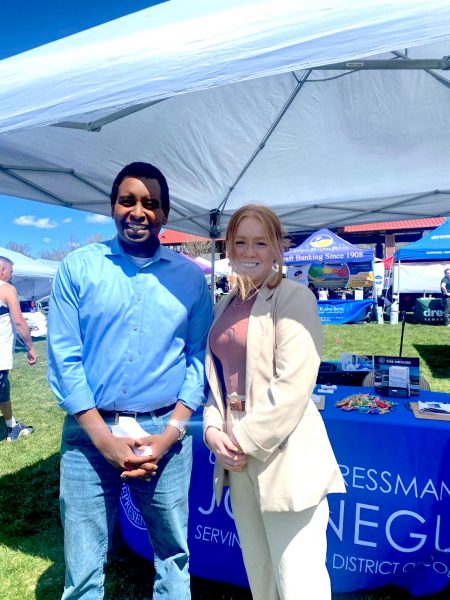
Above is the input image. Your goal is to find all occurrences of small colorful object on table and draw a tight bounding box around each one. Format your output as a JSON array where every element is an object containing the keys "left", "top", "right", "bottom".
[{"left": 335, "top": 393, "right": 397, "bottom": 415}]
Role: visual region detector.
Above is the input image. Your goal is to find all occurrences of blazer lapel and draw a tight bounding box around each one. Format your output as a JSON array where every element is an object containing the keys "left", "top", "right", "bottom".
[
  {"left": 205, "top": 293, "right": 235, "bottom": 418},
  {"left": 245, "top": 286, "right": 273, "bottom": 397}
]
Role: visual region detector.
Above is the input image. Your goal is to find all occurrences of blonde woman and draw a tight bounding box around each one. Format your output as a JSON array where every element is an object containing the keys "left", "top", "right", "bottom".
[{"left": 204, "top": 205, "right": 345, "bottom": 600}]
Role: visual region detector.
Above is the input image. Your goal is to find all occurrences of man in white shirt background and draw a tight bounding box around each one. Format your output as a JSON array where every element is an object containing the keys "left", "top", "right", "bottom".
[{"left": 0, "top": 256, "right": 37, "bottom": 441}]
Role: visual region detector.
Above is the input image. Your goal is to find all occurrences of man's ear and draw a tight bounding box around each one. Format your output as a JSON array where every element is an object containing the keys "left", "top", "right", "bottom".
[
  {"left": 111, "top": 203, "right": 116, "bottom": 218},
  {"left": 162, "top": 214, "right": 168, "bottom": 226}
]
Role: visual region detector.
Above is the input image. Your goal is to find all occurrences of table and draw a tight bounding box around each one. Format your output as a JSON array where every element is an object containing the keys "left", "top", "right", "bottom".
[
  {"left": 120, "top": 387, "right": 450, "bottom": 596},
  {"left": 317, "top": 299, "right": 374, "bottom": 324},
  {"left": 414, "top": 298, "right": 445, "bottom": 324}
]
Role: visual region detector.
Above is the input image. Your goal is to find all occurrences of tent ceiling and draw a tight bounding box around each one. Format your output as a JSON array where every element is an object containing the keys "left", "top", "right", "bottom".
[{"left": 0, "top": 0, "right": 450, "bottom": 237}]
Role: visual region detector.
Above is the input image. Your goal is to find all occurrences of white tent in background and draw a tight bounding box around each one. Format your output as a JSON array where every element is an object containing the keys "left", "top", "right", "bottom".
[
  {"left": 0, "top": 247, "right": 57, "bottom": 299},
  {"left": 195, "top": 257, "right": 214, "bottom": 268},
  {"left": 37, "top": 258, "right": 61, "bottom": 270},
  {"left": 191, "top": 257, "right": 231, "bottom": 276},
  {"left": 0, "top": 0, "right": 449, "bottom": 241},
  {"left": 214, "top": 259, "right": 232, "bottom": 276}
]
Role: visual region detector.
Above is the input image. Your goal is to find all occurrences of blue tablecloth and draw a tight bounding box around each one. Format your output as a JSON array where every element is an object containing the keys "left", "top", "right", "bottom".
[
  {"left": 120, "top": 386, "right": 450, "bottom": 596},
  {"left": 318, "top": 299, "right": 374, "bottom": 324}
]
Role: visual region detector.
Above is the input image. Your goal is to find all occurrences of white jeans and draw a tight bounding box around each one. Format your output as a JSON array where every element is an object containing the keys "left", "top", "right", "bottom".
[{"left": 227, "top": 408, "right": 331, "bottom": 600}]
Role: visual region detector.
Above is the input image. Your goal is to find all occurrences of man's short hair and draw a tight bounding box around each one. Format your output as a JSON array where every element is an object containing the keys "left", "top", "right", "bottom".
[
  {"left": 110, "top": 162, "right": 170, "bottom": 216},
  {"left": 0, "top": 256, "right": 13, "bottom": 267}
]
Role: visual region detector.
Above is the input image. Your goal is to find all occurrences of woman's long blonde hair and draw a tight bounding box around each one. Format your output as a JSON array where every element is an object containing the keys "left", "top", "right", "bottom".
[{"left": 225, "top": 204, "right": 289, "bottom": 300}]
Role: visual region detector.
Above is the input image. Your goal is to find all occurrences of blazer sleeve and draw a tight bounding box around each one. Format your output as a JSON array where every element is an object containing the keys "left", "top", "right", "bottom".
[{"left": 232, "top": 284, "right": 323, "bottom": 462}]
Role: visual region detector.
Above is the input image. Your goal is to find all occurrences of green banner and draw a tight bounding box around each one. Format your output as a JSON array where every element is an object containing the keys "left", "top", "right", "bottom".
[{"left": 413, "top": 298, "right": 445, "bottom": 324}]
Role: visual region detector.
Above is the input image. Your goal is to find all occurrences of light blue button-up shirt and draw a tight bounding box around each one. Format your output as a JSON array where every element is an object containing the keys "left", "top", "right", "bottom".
[{"left": 47, "top": 237, "right": 213, "bottom": 415}]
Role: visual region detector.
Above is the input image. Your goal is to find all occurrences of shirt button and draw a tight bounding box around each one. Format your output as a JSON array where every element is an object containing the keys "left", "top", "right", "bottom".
[
  {"left": 133, "top": 327, "right": 138, "bottom": 331},
  {"left": 122, "top": 387, "right": 128, "bottom": 394},
  {"left": 137, "top": 297, "right": 142, "bottom": 302},
  {"left": 129, "top": 357, "right": 134, "bottom": 362}
]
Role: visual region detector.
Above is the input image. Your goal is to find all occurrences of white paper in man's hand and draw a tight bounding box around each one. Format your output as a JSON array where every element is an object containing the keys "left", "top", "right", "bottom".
[{"left": 111, "top": 416, "right": 153, "bottom": 456}]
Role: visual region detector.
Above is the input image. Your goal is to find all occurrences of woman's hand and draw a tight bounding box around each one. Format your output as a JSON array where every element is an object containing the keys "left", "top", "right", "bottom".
[{"left": 206, "top": 427, "right": 247, "bottom": 471}]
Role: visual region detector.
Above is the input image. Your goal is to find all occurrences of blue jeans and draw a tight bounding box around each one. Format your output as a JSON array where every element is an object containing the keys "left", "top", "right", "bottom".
[{"left": 60, "top": 410, "right": 192, "bottom": 600}]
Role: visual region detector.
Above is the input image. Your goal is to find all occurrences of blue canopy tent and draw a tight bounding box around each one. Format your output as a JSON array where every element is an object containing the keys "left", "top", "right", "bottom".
[
  {"left": 284, "top": 228, "right": 373, "bottom": 264},
  {"left": 390, "top": 220, "right": 450, "bottom": 313},
  {"left": 395, "top": 219, "right": 450, "bottom": 262},
  {"left": 284, "top": 229, "right": 374, "bottom": 324}
]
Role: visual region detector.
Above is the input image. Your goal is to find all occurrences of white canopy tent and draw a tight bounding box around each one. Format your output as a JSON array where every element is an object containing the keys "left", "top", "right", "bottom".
[
  {"left": 0, "top": 0, "right": 449, "bottom": 241},
  {"left": 0, "top": 247, "right": 57, "bottom": 299}
]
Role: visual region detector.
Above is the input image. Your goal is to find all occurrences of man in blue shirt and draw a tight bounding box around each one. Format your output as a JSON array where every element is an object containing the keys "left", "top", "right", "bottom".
[{"left": 48, "top": 162, "right": 213, "bottom": 600}]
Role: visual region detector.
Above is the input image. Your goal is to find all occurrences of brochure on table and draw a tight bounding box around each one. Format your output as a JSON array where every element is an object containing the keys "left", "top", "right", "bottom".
[{"left": 373, "top": 356, "right": 420, "bottom": 398}]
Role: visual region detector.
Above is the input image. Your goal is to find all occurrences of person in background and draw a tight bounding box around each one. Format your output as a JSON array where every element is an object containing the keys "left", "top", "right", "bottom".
[
  {"left": 217, "top": 275, "right": 230, "bottom": 294},
  {"left": 307, "top": 282, "right": 319, "bottom": 299},
  {"left": 0, "top": 256, "right": 36, "bottom": 441},
  {"left": 47, "top": 162, "right": 212, "bottom": 600},
  {"left": 203, "top": 205, "right": 345, "bottom": 600},
  {"left": 440, "top": 266, "right": 450, "bottom": 326},
  {"left": 318, "top": 287, "right": 329, "bottom": 301}
]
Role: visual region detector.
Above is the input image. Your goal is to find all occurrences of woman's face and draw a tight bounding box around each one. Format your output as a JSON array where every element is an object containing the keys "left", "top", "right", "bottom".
[{"left": 230, "top": 216, "right": 276, "bottom": 287}]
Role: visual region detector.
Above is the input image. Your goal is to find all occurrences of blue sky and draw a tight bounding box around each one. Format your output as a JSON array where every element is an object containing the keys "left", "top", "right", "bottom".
[
  {"left": 0, "top": 1, "right": 167, "bottom": 60},
  {"left": 0, "top": 195, "right": 116, "bottom": 256},
  {"left": 0, "top": 0, "right": 166, "bottom": 256}
]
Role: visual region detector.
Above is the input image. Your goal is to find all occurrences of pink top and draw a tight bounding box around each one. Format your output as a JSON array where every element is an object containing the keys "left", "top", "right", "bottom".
[{"left": 209, "top": 294, "right": 257, "bottom": 396}]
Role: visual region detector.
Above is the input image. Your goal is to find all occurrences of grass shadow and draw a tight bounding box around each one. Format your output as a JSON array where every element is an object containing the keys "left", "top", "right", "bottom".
[
  {"left": 0, "top": 451, "right": 64, "bottom": 598},
  {"left": 413, "top": 345, "right": 450, "bottom": 380},
  {"left": 0, "top": 452, "right": 61, "bottom": 546}
]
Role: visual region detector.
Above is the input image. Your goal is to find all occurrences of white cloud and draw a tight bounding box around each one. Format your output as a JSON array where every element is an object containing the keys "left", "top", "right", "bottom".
[
  {"left": 61, "top": 217, "right": 72, "bottom": 224},
  {"left": 86, "top": 214, "right": 111, "bottom": 224},
  {"left": 43, "top": 237, "right": 52, "bottom": 244},
  {"left": 14, "top": 215, "right": 57, "bottom": 229}
]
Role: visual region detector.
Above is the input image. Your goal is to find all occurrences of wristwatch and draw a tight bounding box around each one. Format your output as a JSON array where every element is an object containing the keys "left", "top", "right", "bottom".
[{"left": 168, "top": 419, "right": 187, "bottom": 441}]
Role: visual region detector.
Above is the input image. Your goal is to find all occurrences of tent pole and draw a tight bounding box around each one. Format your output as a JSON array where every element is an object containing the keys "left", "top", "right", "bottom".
[
  {"left": 209, "top": 209, "right": 221, "bottom": 305},
  {"left": 210, "top": 241, "right": 216, "bottom": 304},
  {"left": 397, "top": 259, "right": 401, "bottom": 305},
  {"left": 371, "top": 258, "right": 377, "bottom": 321},
  {"left": 399, "top": 312, "right": 406, "bottom": 357},
  {"left": 313, "top": 57, "right": 450, "bottom": 70}
]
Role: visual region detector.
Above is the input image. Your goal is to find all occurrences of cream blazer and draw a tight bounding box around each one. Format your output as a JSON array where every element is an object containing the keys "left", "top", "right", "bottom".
[{"left": 203, "top": 278, "right": 346, "bottom": 512}]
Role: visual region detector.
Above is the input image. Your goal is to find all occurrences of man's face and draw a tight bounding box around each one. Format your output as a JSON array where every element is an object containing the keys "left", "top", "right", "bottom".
[
  {"left": 111, "top": 176, "right": 168, "bottom": 255},
  {"left": 445, "top": 270, "right": 450, "bottom": 278},
  {"left": 0, "top": 262, "right": 13, "bottom": 282}
]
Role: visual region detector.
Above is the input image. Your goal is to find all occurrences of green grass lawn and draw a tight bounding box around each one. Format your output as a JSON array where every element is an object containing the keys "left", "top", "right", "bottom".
[
  {"left": 322, "top": 322, "right": 450, "bottom": 393},
  {"left": 0, "top": 324, "right": 449, "bottom": 599}
]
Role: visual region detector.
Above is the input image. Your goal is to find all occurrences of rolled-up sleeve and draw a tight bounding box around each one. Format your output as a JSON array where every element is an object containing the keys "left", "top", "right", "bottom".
[{"left": 47, "top": 258, "right": 95, "bottom": 415}]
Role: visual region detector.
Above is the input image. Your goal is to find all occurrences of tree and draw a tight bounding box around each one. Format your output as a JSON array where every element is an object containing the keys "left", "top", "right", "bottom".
[
  {"left": 38, "top": 233, "right": 105, "bottom": 261},
  {"left": 4, "top": 241, "right": 32, "bottom": 257},
  {"left": 39, "top": 234, "right": 81, "bottom": 261},
  {"left": 179, "top": 240, "right": 212, "bottom": 259},
  {"left": 85, "top": 233, "right": 104, "bottom": 245}
]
